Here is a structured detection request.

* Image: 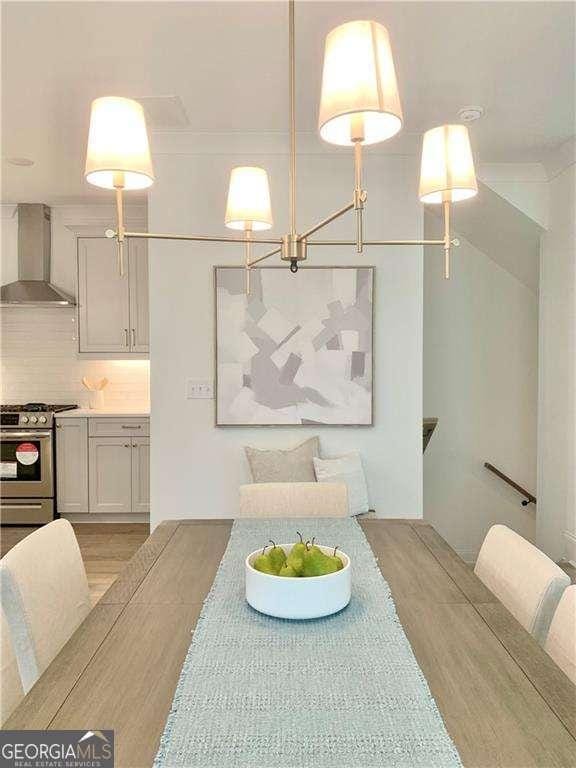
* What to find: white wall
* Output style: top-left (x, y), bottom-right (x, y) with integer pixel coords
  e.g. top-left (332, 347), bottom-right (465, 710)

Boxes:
top-left (0, 203), bottom-right (150, 408)
top-left (479, 163), bottom-right (549, 229)
top-left (537, 146), bottom-right (576, 563)
top-left (148, 139), bottom-right (423, 526)
top-left (423, 213), bottom-right (538, 561)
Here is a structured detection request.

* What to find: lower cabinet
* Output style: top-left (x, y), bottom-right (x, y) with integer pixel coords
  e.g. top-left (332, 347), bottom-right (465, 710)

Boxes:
top-left (56, 418), bottom-right (89, 515)
top-left (56, 417), bottom-right (149, 516)
top-left (131, 438), bottom-right (150, 515)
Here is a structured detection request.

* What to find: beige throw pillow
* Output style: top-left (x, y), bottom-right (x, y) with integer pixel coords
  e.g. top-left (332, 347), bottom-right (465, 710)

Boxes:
top-left (245, 437), bottom-right (320, 483)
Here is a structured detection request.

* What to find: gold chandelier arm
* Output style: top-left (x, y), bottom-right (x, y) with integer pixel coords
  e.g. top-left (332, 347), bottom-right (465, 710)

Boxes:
top-left (289, 0), bottom-right (296, 236)
top-left (248, 245), bottom-right (282, 267)
top-left (353, 142), bottom-right (365, 254)
top-left (119, 231), bottom-right (283, 245)
top-left (114, 178), bottom-right (125, 277)
top-left (244, 228), bottom-right (252, 294)
top-left (298, 201), bottom-right (355, 240)
top-left (443, 199), bottom-right (451, 279)
top-left (306, 239), bottom-right (454, 246)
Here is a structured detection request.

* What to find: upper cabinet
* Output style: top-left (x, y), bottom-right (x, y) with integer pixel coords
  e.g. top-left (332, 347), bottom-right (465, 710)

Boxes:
top-left (128, 240), bottom-right (149, 352)
top-left (77, 237), bottom-right (149, 354)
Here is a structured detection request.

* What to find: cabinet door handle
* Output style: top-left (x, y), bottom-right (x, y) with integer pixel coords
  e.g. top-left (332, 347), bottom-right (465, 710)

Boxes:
top-left (121, 425), bottom-right (142, 429)
top-left (132, 443), bottom-right (137, 447)
top-left (124, 443), bottom-right (130, 448)
top-left (124, 328), bottom-right (129, 347)
top-left (131, 328), bottom-right (136, 347)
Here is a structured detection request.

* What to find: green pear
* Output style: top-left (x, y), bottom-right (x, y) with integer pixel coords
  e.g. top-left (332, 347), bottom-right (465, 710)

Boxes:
top-left (285, 532), bottom-right (306, 575)
top-left (326, 546), bottom-right (344, 572)
top-left (278, 564), bottom-right (298, 577)
top-left (267, 540), bottom-right (287, 574)
top-left (302, 539), bottom-right (339, 577)
top-left (253, 546), bottom-right (276, 575)
top-left (291, 532), bottom-right (307, 559)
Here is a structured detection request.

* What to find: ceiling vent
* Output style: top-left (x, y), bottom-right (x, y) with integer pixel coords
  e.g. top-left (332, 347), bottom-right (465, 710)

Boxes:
top-left (136, 95), bottom-right (190, 129)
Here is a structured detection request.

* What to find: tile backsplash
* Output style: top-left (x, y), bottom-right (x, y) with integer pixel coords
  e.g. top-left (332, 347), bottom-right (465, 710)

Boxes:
top-left (1, 308), bottom-right (149, 408)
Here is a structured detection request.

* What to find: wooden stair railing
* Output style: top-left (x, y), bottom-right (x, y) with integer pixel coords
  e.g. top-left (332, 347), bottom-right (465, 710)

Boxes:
top-left (484, 462), bottom-right (536, 506)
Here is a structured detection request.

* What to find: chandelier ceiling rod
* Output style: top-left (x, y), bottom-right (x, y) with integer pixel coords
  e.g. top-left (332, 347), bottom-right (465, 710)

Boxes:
top-left (289, 0), bottom-right (297, 238)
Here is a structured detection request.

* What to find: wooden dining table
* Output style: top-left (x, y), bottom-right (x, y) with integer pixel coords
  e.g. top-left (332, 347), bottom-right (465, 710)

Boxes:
top-left (5, 519), bottom-right (576, 768)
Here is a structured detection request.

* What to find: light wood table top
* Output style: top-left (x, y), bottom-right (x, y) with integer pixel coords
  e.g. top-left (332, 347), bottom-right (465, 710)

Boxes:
top-left (6, 519), bottom-right (576, 768)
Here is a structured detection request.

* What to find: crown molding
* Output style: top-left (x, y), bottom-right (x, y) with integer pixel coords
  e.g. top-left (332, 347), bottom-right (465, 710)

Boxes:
top-left (0, 202), bottom-right (147, 230)
top-left (0, 204), bottom-right (17, 220)
top-left (57, 203), bottom-right (146, 232)
top-left (150, 129), bottom-right (422, 157)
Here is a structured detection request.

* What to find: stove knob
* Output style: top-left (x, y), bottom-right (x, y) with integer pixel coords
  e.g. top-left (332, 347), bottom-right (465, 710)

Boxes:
top-left (29, 416), bottom-right (38, 424)
top-left (38, 416), bottom-right (47, 423)
top-left (21, 416), bottom-right (29, 423)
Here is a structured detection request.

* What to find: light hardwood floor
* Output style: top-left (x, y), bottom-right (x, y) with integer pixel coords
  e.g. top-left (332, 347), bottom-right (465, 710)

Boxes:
top-left (1, 523), bottom-right (150, 603)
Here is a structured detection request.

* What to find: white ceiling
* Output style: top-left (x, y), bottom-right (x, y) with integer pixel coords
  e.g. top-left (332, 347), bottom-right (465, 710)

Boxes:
top-left (2, 1), bottom-right (574, 203)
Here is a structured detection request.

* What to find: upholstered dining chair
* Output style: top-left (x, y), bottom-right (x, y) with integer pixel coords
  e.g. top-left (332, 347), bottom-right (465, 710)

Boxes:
top-left (0, 519), bottom-right (91, 693)
top-left (544, 584), bottom-right (576, 684)
top-left (0, 611), bottom-right (24, 725)
top-left (239, 482), bottom-right (349, 518)
top-left (474, 524), bottom-right (570, 644)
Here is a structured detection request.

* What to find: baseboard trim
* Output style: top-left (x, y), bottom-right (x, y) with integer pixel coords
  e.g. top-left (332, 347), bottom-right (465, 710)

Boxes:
top-left (563, 530), bottom-right (576, 566)
top-left (63, 513), bottom-right (150, 524)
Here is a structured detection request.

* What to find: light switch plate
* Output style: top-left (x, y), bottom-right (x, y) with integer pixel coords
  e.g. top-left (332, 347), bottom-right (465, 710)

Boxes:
top-left (186, 379), bottom-right (214, 399)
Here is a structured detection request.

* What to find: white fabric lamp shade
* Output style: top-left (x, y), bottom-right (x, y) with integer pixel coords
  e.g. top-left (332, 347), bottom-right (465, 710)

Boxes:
top-left (225, 166), bottom-right (273, 231)
top-left (318, 20), bottom-right (403, 146)
top-left (85, 97), bottom-right (155, 190)
top-left (419, 124), bottom-right (478, 204)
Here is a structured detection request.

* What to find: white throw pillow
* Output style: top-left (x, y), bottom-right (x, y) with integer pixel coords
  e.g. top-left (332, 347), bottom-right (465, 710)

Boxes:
top-left (313, 451), bottom-right (369, 516)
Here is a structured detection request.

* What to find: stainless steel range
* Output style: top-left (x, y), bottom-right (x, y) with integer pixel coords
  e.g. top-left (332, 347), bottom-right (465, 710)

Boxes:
top-left (0, 403), bottom-right (78, 524)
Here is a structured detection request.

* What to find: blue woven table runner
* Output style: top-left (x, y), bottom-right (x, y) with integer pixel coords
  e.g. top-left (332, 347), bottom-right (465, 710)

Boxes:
top-left (154, 518), bottom-right (462, 768)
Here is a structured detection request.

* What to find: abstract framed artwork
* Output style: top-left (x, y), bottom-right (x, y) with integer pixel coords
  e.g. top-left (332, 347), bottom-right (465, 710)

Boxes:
top-left (215, 266), bottom-right (374, 426)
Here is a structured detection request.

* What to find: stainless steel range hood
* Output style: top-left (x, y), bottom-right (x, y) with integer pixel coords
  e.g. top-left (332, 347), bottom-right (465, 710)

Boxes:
top-left (0, 204), bottom-right (75, 306)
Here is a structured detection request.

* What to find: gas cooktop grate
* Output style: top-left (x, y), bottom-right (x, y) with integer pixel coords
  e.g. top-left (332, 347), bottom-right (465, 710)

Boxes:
top-left (0, 404), bottom-right (78, 413)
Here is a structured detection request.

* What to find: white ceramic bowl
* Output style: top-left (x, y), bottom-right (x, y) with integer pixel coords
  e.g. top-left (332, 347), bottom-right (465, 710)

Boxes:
top-left (245, 543), bottom-right (351, 620)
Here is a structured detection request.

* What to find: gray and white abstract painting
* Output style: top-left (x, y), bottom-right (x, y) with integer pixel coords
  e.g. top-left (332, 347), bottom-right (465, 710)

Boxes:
top-left (215, 266), bottom-right (373, 426)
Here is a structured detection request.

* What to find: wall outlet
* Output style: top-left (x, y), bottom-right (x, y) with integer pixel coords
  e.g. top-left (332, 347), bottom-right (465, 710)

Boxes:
top-left (186, 379), bottom-right (214, 399)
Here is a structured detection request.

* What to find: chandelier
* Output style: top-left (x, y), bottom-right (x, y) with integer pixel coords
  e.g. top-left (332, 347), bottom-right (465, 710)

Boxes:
top-left (84, 1), bottom-right (478, 292)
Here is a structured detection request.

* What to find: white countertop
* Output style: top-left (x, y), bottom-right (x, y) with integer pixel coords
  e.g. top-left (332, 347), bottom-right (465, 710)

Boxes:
top-left (55, 407), bottom-right (150, 418)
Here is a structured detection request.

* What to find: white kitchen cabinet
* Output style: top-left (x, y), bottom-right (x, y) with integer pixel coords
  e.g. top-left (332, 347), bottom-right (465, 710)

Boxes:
top-left (56, 416), bottom-right (150, 517)
top-left (55, 418), bottom-right (88, 515)
top-left (128, 240), bottom-right (149, 352)
top-left (77, 238), bottom-right (149, 354)
top-left (131, 438), bottom-right (150, 514)
top-left (89, 437), bottom-right (133, 515)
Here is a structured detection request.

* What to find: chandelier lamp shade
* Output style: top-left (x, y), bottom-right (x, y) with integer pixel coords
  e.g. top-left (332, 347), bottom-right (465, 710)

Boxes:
top-left (84, 0), bottom-right (477, 288)
top-left (419, 125), bottom-right (478, 204)
top-left (318, 20), bottom-right (403, 147)
top-left (85, 97), bottom-right (155, 191)
top-left (225, 167), bottom-right (273, 231)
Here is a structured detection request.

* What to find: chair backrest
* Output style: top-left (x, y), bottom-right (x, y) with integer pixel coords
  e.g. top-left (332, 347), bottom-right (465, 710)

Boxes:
top-left (0, 519), bottom-right (91, 692)
top-left (544, 584), bottom-right (576, 684)
top-left (0, 611), bottom-right (24, 725)
top-left (239, 482), bottom-right (348, 518)
top-left (474, 524), bottom-right (570, 643)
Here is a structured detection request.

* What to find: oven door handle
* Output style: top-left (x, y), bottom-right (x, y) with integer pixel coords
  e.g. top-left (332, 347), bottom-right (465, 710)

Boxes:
top-left (0, 503), bottom-right (44, 509)
top-left (0, 431), bottom-right (52, 439)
